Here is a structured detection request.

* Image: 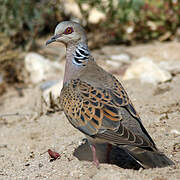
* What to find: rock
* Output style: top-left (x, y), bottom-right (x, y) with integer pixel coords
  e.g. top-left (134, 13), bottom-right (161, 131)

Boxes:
top-left (153, 84), bottom-right (171, 96)
top-left (110, 54), bottom-right (131, 63)
top-left (106, 60), bottom-right (121, 68)
top-left (147, 21), bottom-right (157, 31)
top-left (63, 1), bottom-right (105, 24)
top-left (126, 26), bottom-right (134, 34)
top-left (123, 57), bottom-right (172, 84)
top-left (159, 61), bottom-right (180, 75)
top-left (88, 8), bottom-right (105, 24)
top-left (171, 129), bottom-right (180, 136)
top-left (25, 53), bottom-right (62, 84)
top-left (63, 1), bottom-right (82, 19)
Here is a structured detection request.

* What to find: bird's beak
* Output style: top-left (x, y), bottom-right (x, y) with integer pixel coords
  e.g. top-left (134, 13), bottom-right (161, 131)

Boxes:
top-left (46, 34), bottom-right (61, 45)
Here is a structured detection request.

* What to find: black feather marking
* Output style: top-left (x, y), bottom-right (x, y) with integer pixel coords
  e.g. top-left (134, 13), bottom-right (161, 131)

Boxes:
top-left (104, 104), bottom-right (118, 115)
top-left (91, 97), bottom-right (96, 101)
top-left (91, 117), bottom-right (99, 125)
top-left (128, 104), bottom-right (137, 115)
top-left (91, 90), bottom-right (97, 95)
top-left (77, 111), bottom-right (80, 116)
top-left (75, 51), bottom-right (82, 58)
top-left (79, 49), bottom-right (89, 56)
top-left (82, 93), bottom-right (89, 97)
top-left (78, 46), bottom-right (89, 56)
top-left (117, 123), bottom-right (123, 135)
top-left (85, 113), bottom-right (90, 119)
top-left (112, 93), bottom-right (123, 104)
top-left (91, 101), bottom-right (99, 106)
top-left (97, 93), bottom-right (102, 98)
top-left (74, 57), bottom-right (83, 64)
top-left (84, 101), bottom-right (89, 105)
top-left (95, 108), bottom-right (100, 118)
top-left (81, 115), bottom-right (85, 122)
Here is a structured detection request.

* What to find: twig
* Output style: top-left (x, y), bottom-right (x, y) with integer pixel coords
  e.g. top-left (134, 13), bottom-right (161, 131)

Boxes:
top-left (0, 112), bottom-right (33, 118)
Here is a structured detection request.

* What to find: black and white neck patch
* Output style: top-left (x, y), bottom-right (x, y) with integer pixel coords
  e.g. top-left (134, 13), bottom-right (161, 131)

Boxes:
top-left (73, 44), bottom-right (90, 65)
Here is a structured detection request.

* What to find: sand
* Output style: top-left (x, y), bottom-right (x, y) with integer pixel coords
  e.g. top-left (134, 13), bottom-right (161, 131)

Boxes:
top-left (0, 42), bottom-right (180, 180)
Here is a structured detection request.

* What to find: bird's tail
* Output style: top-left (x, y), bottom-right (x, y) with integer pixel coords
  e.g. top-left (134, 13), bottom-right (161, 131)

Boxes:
top-left (122, 145), bottom-right (175, 169)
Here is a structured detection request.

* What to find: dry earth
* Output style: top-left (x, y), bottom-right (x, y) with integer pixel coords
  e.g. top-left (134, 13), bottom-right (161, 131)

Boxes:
top-left (0, 42), bottom-right (180, 179)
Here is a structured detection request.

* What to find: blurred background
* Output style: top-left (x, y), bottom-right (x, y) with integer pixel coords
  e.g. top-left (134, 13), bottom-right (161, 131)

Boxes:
top-left (0, 0), bottom-right (180, 91)
top-left (0, 1), bottom-right (180, 178)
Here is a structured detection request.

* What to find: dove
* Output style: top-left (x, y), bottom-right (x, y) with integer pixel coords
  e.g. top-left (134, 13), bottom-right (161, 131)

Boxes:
top-left (46, 21), bottom-right (174, 168)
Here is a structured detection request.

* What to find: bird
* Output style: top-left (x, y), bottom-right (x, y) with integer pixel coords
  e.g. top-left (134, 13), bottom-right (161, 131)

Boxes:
top-left (46, 21), bottom-right (174, 169)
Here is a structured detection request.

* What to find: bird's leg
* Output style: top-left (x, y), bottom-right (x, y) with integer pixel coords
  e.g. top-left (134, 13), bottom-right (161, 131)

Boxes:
top-left (106, 143), bottom-right (112, 163)
top-left (90, 144), bottom-right (99, 168)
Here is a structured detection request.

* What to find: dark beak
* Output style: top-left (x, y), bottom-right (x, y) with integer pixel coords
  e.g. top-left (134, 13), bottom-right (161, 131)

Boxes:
top-left (46, 34), bottom-right (61, 45)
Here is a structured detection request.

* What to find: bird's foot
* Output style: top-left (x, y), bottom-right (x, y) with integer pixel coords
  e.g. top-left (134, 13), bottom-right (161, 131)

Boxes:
top-left (90, 144), bottom-right (100, 168)
top-left (106, 143), bottom-right (112, 163)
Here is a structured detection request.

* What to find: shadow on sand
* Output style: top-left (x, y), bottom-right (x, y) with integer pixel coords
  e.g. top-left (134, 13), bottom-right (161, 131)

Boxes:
top-left (73, 139), bottom-right (141, 170)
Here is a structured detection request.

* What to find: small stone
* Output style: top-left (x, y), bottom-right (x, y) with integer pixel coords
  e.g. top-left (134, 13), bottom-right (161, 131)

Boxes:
top-left (29, 151), bottom-right (35, 159)
top-left (173, 143), bottom-right (180, 152)
top-left (0, 144), bottom-right (7, 148)
top-left (153, 84), bottom-right (171, 96)
top-left (123, 57), bottom-right (172, 84)
top-left (25, 163), bottom-right (30, 166)
top-left (38, 163), bottom-right (43, 168)
top-left (171, 130), bottom-right (180, 135)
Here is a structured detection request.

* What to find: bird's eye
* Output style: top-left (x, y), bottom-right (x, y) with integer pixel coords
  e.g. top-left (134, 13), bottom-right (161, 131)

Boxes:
top-left (64, 27), bottom-right (74, 34)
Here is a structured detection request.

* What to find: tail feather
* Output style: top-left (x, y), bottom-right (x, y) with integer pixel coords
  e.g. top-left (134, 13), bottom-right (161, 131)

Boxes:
top-left (122, 145), bottom-right (175, 169)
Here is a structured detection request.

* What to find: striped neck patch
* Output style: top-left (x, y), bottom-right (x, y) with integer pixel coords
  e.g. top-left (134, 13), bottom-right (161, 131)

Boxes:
top-left (73, 44), bottom-right (90, 65)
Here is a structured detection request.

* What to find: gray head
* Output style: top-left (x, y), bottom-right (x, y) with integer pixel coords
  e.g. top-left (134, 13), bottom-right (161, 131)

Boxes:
top-left (46, 21), bottom-right (87, 46)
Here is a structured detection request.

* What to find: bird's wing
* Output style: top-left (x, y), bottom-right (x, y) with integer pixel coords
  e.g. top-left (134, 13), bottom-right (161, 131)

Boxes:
top-left (60, 78), bottom-right (156, 150)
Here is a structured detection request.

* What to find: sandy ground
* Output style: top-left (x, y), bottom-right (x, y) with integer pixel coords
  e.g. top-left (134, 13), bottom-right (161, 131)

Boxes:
top-left (0, 42), bottom-right (180, 179)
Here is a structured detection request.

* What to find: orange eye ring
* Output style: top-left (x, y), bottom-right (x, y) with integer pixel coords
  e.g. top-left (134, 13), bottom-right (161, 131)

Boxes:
top-left (64, 27), bottom-right (74, 34)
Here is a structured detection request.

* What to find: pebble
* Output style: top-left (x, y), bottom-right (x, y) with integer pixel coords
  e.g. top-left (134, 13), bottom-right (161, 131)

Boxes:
top-left (171, 129), bottom-right (180, 135)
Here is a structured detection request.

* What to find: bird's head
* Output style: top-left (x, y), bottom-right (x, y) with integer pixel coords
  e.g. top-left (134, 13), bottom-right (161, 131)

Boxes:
top-left (46, 21), bottom-right (87, 46)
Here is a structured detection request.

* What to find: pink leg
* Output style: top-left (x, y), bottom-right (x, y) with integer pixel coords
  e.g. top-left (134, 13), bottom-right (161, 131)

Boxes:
top-left (106, 143), bottom-right (112, 163)
top-left (90, 144), bottom-right (99, 168)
